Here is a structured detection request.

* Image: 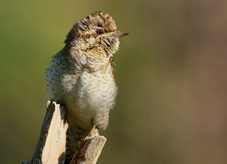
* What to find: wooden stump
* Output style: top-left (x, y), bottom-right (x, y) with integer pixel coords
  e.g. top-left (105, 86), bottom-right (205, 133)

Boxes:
top-left (22, 100), bottom-right (106, 164)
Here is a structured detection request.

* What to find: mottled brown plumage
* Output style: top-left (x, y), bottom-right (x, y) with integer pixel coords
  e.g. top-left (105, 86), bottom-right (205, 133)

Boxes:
top-left (65, 11), bottom-right (117, 44)
top-left (46, 11), bottom-right (128, 163)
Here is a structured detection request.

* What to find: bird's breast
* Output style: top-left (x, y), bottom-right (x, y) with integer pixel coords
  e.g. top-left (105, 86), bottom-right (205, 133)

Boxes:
top-left (63, 63), bottom-right (117, 129)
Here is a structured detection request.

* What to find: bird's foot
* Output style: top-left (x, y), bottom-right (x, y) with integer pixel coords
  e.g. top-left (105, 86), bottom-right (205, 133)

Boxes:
top-left (84, 125), bottom-right (99, 140)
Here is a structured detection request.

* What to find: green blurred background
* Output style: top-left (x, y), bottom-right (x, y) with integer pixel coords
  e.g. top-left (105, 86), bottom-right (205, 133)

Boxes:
top-left (1, 0), bottom-right (227, 164)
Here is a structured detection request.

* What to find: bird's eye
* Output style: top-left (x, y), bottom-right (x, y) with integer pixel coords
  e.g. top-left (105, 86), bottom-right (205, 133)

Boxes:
top-left (96, 30), bottom-right (104, 35)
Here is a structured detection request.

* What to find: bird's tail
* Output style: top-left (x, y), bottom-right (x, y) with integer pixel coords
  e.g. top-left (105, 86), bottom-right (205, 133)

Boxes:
top-left (63, 126), bottom-right (86, 164)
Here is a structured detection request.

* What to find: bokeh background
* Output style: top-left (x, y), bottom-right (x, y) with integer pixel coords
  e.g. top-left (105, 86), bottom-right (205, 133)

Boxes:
top-left (1, 0), bottom-right (227, 164)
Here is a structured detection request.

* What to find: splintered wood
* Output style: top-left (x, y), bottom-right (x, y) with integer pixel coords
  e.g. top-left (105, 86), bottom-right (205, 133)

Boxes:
top-left (22, 101), bottom-right (106, 164)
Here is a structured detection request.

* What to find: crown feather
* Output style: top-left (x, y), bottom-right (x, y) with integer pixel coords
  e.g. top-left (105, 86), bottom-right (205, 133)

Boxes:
top-left (65, 11), bottom-right (117, 44)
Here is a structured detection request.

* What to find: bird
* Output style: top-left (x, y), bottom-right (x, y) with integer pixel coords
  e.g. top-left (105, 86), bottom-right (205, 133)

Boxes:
top-left (45, 11), bottom-right (128, 163)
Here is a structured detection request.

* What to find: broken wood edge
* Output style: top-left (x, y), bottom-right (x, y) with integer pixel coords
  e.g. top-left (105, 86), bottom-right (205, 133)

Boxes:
top-left (22, 101), bottom-right (68, 164)
top-left (22, 101), bottom-right (107, 164)
top-left (69, 135), bottom-right (107, 164)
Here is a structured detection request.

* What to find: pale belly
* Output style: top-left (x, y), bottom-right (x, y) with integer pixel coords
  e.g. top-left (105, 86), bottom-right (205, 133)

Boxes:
top-left (61, 71), bottom-right (117, 131)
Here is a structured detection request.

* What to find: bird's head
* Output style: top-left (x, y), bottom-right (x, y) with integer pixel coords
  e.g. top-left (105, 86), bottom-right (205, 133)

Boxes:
top-left (65, 11), bottom-right (128, 57)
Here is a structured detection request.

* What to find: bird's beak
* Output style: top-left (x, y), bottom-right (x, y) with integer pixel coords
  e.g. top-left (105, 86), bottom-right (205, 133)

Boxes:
top-left (112, 31), bottom-right (129, 38)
